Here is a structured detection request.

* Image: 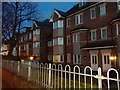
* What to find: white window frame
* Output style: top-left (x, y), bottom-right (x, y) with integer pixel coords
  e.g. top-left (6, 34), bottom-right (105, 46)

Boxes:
top-left (75, 13), bottom-right (83, 25)
top-left (67, 18), bottom-right (70, 27)
top-left (116, 23), bottom-right (120, 35)
top-left (73, 55), bottom-right (81, 64)
top-left (99, 3), bottom-right (106, 16)
top-left (58, 37), bottom-right (63, 45)
top-left (29, 33), bottom-right (32, 39)
top-left (117, 0), bottom-right (120, 11)
top-left (91, 30), bottom-right (97, 41)
top-left (73, 33), bottom-right (80, 42)
top-left (90, 7), bottom-right (96, 19)
top-left (58, 20), bottom-right (63, 28)
top-left (101, 26), bottom-right (107, 39)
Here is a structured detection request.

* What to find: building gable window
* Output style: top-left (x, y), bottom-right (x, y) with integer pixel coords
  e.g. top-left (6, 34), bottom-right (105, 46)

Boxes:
top-left (91, 30), bottom-right (96, 41)
top-left (116, 23), bottom-right (120, 35)
top-left (99, 3), bottom-right (106, 16)
top-left (73, 55), bottom-right (80, 64)
top-left (75, 13), bottom-right (83, 25)
top-left (101, 27), bottom-right (107, 39)
top-left (73, 33), bottom-right (80, 42)
top-left (90, 8), bottom-right (96, 19)
top-left (53, 20), bottom-right (63, 29)
top-left (117, 0), bottom-right (120, 11)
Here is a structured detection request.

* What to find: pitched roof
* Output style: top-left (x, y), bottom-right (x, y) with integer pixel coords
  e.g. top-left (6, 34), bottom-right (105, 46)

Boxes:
top-left (54, 9), bottom-right (66, 17)
top-left (34, 19), bottom-right (52, 28)
top-left (66, 2), bottom-right (97, 16)
top-left (81, 40), bottom-right (117, 50)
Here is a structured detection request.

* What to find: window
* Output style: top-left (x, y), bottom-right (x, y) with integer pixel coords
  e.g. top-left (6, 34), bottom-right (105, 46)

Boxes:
top-left (33, 30), bottom-right (36, 35)
top-left (58, 20), bottom-right (63, 28)
top-left (67, 18), bottom-right (70, 27)
top-left (104, 55), bottom-right (110, 64)
top-left (58, 37), bottom-right (63, 45)
top-left (48, 41), bottom-right (52, 47)
top-left (21, 37), bottom-right (23, 42)
top-left (67, 36), bottom-right (71, 44)
top-left (101, 27), bottom-right (107, 39)
top-left (33, 43), bottom-right (36, 48)
top-left (117, 0), bottom-right (120, 11)
top-left (99, 3), bottom-right (106, 16)
top-left (53, 21), bottom-right (58, 29)
top-left (75, 13), bottom-right (83, 25)
top-left (36, 42), bottom-right (40, 47)
top-left (36, 29), bottom-right (40, 34)
top-left (53, 20), bottom-right (63, 29)
top-left (54, 38), bottom-right (58, 46)
top-left (79, 0), bottom-right (86, 7)
top-left (73, 55), bottom-right (80, 64)
top-left (92, 55), bottom-right (97, 64)
top-left (90, 8), bottom-right (96, 19)
top-left (91, 30), bottom-right (96, 41)
top-left (73, 33), bottom-right (80, 42)
top-left (60, 55), bottom-right (64, 62)
top-left (116, 23), bottom-right (120, 35)
top-left (29, 33), bottom-right (32, 39)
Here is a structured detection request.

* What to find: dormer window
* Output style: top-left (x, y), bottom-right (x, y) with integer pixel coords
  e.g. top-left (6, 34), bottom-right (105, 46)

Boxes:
top-left (79, 0), bottom-right (86, 7)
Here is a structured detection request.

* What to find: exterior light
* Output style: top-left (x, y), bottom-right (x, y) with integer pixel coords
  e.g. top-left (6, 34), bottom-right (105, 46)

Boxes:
top-left (110, 56), bottom-right (117, 61)
top-left (21, 59), bottom-right (24, 64)
top-left (30, 56), bottom-right (33, 60)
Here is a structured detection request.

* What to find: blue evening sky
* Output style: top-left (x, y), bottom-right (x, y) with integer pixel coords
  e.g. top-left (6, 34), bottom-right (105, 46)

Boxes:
top-left (37, 2), bottom-right (77, 20)
top-left (25, 2), bottom-right (77, 27)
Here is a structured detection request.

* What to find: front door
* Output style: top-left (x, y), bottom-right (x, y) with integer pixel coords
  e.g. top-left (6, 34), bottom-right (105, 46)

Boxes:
top-left (102, 53), bottom-right (111, 72)
top-left (91, 54), bottom-right (98, 71)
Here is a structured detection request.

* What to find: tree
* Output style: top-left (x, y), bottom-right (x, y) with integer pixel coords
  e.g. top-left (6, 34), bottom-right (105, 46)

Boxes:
top-left (2, 2), bottom-right (40, 56)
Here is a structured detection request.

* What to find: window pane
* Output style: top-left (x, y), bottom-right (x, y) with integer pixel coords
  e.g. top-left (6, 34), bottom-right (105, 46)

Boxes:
top-left (58, 38), bottom-right (63, 45)
top-left (77, 34), bottom-right (80, 41)
top-left (91, 31), bottom-right (96, 40)
top-left (104, 56), bottom-right (106, 64)
top-left (79, 14), bottom-right (83, 23)
top-left (100, 4), bottom-right (106, 16)
top-left (107, 55), bottom-right (110, 64)
top-left (118, 23), bottom-right (120, 35)
top-left (54, 21), bottom-right (58, 29)
top-left (59, 20), bottom-right (63, 28)
top-left (102, 29), bottom-right (107, 39)
top-left (117, 0), bottom-right (120, 10)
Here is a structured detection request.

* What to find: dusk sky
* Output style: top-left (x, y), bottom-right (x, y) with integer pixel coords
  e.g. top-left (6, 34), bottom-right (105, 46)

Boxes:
top-left (25, 2), bottom-right (77, 26)
top-left (37, 2), bottom-right (77, 20)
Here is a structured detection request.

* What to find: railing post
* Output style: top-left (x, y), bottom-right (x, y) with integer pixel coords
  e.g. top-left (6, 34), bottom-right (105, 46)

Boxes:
top-left (17, 61), bottom-right (20, 75)
top-left (28, 61), bottom-right (31, 81)
top-left (98, 67), bottom-right (102, 89)
top-left (48, 63), bottom-right (51, 88)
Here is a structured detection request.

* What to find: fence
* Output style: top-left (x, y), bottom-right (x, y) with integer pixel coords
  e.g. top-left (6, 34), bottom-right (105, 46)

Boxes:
top-left (2, 60), bottom-right (120, 89)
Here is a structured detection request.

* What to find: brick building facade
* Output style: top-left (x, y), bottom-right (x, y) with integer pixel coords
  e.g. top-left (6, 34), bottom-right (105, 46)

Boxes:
top-left (50, 2), bottom-right (120, 71)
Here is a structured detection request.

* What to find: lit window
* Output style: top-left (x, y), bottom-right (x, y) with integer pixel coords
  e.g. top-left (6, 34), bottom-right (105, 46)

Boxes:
top-left (116, 23), bottom-right (120, 35)
top-left (101, 27), bottom-right (107, 39)
top-left (99, 3), bottom-right (106, 16)
top-left (91, 30), bottom-right (96, 41)
top-left (90, 8), bottom-right (96, 19)
top-left (75, 13), bottom-right (83, 25)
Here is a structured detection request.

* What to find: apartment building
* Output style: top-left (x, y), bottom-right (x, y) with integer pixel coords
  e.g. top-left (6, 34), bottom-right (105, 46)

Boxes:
top-left (50, 1), bottom-right (120, 71)
top-left (19, 19), bottom-right (52, 61)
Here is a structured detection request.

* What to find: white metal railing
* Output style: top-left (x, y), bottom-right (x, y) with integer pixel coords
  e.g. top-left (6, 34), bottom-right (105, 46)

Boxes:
top-left (2, 60), bottom-right (120, 89)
